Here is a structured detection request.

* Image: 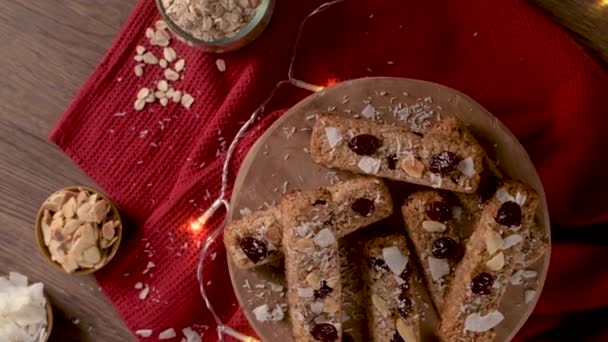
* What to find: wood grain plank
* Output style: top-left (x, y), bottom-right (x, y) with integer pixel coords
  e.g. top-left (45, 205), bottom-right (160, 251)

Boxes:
top-left (0, 0), bottom-right (136, 340)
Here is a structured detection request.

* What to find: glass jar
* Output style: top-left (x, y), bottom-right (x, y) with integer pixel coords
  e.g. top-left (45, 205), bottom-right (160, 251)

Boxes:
top-left (155, 0), bottom-right (275, 53)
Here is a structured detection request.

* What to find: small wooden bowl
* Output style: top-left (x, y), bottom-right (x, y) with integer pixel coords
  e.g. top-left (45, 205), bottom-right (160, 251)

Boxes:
top-left (35, 186), bottom-right (123, 275)
top-left (43, 299), bottom-right (53, 341)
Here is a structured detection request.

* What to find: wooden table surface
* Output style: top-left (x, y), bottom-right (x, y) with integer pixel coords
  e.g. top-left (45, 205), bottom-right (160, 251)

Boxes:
top-left (0, 1), bottom-right (605, 341)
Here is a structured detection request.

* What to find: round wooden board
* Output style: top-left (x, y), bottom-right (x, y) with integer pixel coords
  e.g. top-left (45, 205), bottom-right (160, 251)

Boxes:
top-left (227, 77), bottom-right (551, 342)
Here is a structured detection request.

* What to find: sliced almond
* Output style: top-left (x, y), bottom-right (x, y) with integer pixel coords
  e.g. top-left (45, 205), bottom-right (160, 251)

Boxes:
top-left (62, 197), bottom-right (77, 218)
top-left (157, 80), bottom-right (169, 92)
top-left (136, 45), bottom-right (146, 55)
top-left (172, 90), bottom-right (182, 103)
top-left (91, 200), bottom-right (109, 223)
top-left (164, 68), bottom-right (179, 81)
top-left (325, 276), bottom-right (339, 288)
top-left (486, 252), bottom-right (505, 271)
top-left (323, 298), bottom-right (339, 314)
top-left (100, 236), bottom-right (118, 249)
top-left (163, 47), bottom-right (177, 63)
top-left (142, 52), bottom-right (159, 65)
top-left (76, 203), bottom-right (93, 222)
top-left (137, 88), bottom-right (150, 99)
top-left (181, 93), bottom-right (194, 109)
top-left (134, 99), bottom-right (146, 111)
top-left (61, 254), bottom-right (79, 273)
top-left (82, 246), bottom-right (102, 265)
top-left (155, 90), bottom-right (166, 99)
top-left (396, 319), bottom-right (418, 342)
top-left (294, 239), bottom-right (315, 252)
top-left (76, 191), bottom-right (88, 205)
top-left (102, 221), bottom-right (116, 240)
top-left (63, 219), bottom-right (81, 235)
top-left (160, 97), bottom-right (169, 107)
top-left (371, 294), bottom-right (390, 317)
top-left (44, 192), bottom-right (66, 212)
top-left (484, 229), bottom-right (504, 255)
top-left (401, 158), bottom-right (425, 178)
top-left (305, 272), bottom-right (321, 290)
top-left (421, 220), bottom-right (446, 233)
top-left (134, 64), bottom-right (144, 77)
top-left (174, 59), bottom-right (185, 72)
top-left (41, 220), bottom-right (52, 246)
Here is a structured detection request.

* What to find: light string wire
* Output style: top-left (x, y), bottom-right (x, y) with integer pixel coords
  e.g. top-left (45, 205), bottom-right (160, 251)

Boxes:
top-left (193, 1), bottom-right (345, 341)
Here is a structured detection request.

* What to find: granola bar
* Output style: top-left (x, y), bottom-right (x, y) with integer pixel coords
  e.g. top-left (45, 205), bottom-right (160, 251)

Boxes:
top-left (363, 234), bottom-right (421, 342)
top-left (438, 180), bottom-right (539, 341)
top-left (310, 114), bottom-right (485, 193)
top-left (225, 177), bottom-right (393, 269)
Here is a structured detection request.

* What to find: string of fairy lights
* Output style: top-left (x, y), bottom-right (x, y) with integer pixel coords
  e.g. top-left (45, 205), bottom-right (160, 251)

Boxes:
top-left (191, 1), bottom-right (345, 341)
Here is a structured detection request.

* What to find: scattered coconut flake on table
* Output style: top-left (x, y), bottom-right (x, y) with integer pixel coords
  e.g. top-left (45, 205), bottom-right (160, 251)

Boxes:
top-left (0, 272), bottom-right (48, 342)
top-left (159, 328), bottom-right (177, 340)
top-left (136, 329), bottom-right (153, 338)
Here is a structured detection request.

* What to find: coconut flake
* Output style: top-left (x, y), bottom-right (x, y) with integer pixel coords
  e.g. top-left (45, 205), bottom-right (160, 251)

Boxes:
top-left (382, 246), bottom-right (408, 276)
top-left (361, 104), bottom-right (379, 119)
top-left (310, 302), bottom-right (324, 314)
top-left (139, 286), bottom-right (150, 300)
top-left (297, 287), bottom-right (314, 298)
top-left (457, 157), bottom-right (475, 177)
top-left (159, 328), bottom-right (177, 340)
top-left (496, 188), bottom-right (515, 203)
top-left (452, 207), bottom-right (463, 221)
top-left (253, 304), bottom-right (270, 322)
top-left (295, 224), bottom-right (310, 237)
top-left (0, 273), bottom-right (47, 342)
top-left (136, 329), bottom-right (153, 338)
top-left (464, 311), bottom-right (504, 332)
top-left (324, 127), bottom-right (343, 148)
top-left (510, 270), bottom-right (525, 285)
top-left (428, 257), bottom-right (450, 281)
top-left (182, 327), bottom-right (202, 342)
top-left (501, 234), bottom-right (523, 250)
top-left (515, 192), bottom-right (527, 206)
top-left (358, 156), bottom-right (381, 174)
top-left (313, 229), bottom-right (336, 248)
top-left (525, 290), bottom-right (537, 303)
top-left (253, 304), bottom-right (284, 322)
top-left (239, 208), bottom-right (252, 216)
top-left (522, 270), bottom-right (538, 279)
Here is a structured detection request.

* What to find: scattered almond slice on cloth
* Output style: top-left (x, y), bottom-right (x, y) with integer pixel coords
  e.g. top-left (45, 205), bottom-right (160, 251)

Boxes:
top-left (40, 188), bottom-right (121, 273)
top-left (131, 20), bottom-right (196, 112)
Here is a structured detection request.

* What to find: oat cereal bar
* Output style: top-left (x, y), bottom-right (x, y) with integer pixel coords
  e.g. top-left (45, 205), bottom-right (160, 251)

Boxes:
top-left (363, 234), bottom-right (421, 342)
top-left (438, 180), bottom-right (539, 342)
top-left (224, 177), bottom-right (393, 269)
top-left (280, 190), bottom-right (344, 342)
top-left (310, 114), bottom-right (485, 193)
top-left (401, 191), bottom-right (466, 313)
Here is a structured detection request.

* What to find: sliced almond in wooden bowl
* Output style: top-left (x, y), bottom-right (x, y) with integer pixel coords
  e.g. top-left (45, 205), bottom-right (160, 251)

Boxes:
top-left (35, 186), bottom-right (123, 275)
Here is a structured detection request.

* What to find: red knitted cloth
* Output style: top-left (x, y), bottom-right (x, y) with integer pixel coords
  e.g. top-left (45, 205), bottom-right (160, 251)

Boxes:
top-left (51, 0), bottom-right (608, 340)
